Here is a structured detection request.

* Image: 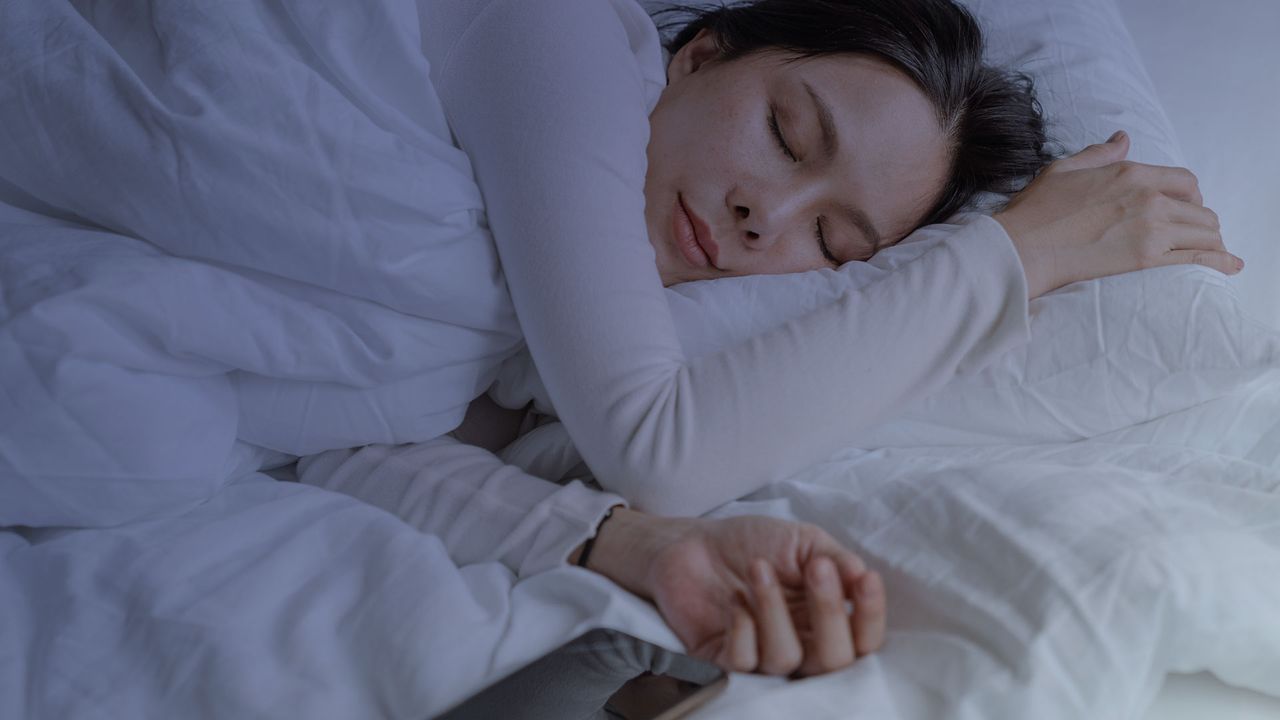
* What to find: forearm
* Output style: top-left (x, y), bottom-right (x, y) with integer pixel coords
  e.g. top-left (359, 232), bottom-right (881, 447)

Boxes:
top-left (569, 215), bottom-right (1030, 516)
top-left (297, 437), bottom-right (625, 578)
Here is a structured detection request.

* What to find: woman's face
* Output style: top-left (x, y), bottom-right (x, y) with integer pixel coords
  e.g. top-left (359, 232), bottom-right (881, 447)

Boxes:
top-left (645, 30), bottom-right (952, 286)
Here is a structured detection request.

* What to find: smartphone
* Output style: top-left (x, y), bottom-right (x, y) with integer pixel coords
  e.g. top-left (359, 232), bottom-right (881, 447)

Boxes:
top-left (607, 672), bottom-right (729, 720)
top-left (435, 630), bottom-right (727, 720)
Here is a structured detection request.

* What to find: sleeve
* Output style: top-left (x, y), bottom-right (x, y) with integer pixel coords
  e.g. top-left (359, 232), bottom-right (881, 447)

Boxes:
top-left (296, 439), bottom-right (626, 578)
top-left (427, 0), bottom-right (1031, 517)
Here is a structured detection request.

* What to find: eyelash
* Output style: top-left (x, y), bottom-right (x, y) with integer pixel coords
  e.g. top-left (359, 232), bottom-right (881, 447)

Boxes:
top-left (770, 108), bottom-right (839, 266)
top-left (768, 109), bottom-right (798, 162)
top-left (814, 218), bottom-right (838, 265)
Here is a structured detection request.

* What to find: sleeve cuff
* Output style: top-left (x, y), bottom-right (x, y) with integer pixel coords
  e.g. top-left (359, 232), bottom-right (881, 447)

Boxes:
top-left (516, 480), bottom-right (628, 578)
top-left (952, 212), bottom-right (1032, 376)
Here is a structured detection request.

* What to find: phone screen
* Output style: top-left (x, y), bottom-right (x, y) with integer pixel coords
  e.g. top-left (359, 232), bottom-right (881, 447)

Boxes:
top-left (436, 630), bottom-right (727, 720)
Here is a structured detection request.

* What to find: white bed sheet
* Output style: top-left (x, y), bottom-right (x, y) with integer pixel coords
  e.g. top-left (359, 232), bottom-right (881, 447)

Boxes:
top-left (1144, 672), bottom-right (1280, 720)
top-left (687, 377), bottom-right (1280, 719)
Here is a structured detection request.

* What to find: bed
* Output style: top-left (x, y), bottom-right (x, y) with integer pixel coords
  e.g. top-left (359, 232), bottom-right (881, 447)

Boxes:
top-left (2, 0), bottom-right (1278, 718)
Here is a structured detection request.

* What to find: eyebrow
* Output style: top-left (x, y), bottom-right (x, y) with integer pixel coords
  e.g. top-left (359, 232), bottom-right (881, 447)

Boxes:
top-left (803, 81), bottom-right (885, 254)
top-left (803, 81), bottom-right (840, 162)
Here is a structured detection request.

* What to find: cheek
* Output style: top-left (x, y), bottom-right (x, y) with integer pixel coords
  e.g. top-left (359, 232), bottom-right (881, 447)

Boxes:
top-left (662, 84), bottom-right (759, 163)
top-left (728, 237), bottom-right (826, 277)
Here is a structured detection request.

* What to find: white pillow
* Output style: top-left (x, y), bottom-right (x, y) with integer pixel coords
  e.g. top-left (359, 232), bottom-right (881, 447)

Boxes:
top-left (963, 0), bottom-right (1185, 166)
top-left (860, 263), bottom-right (1280, 446)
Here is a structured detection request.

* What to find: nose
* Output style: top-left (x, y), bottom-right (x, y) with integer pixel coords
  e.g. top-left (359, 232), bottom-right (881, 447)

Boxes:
top-left (732, 204), bottom-right (760, 242)
top-left (729, 181), bottom-right (818, 251)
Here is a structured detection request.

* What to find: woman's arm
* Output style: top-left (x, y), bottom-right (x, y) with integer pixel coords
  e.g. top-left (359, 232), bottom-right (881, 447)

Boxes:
top-left (297, 439), bottom-right (624, 578)
top-left (299, 436), bottom-right (888, 677)
top-left (423, 0), bottom-right (1030, 516)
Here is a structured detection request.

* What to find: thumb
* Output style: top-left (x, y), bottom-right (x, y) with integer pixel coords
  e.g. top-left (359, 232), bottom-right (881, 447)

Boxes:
top-left (1054, 130), bottom-right (1130, 172)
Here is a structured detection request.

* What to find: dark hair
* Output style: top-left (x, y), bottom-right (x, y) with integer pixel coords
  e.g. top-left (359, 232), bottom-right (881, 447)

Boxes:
top-left (657, 0), bottom-right (1061, 233)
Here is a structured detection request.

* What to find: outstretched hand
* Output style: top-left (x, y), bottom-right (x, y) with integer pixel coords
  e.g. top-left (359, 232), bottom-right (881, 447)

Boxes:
top-left (582, 509), bottom-right (885, 677)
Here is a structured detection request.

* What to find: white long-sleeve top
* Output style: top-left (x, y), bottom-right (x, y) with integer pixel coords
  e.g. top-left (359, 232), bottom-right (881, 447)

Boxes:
top-left (298, 438), bottom-right (624, 578)
top-left (421, 0), bottom-right (1031, 516)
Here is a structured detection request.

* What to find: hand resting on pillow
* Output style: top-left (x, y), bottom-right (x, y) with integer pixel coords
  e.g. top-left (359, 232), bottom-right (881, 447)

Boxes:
top-left (996, 130), bottom-right (1241, 298)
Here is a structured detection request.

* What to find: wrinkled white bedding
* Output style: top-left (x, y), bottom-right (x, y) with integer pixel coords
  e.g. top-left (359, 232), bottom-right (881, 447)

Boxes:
top-left (0, 0), bottom-right (524, 528)
top-left (692, 390), bottom-right (1280, 718)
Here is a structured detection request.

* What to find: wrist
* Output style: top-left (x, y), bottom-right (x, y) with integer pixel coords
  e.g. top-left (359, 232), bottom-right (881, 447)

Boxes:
top-left (569, 504), bottom-right (621, 568)
top-left (994, 211), bottom-right (1054, 299)
top-left (579, 507), bottom-right (699, 599)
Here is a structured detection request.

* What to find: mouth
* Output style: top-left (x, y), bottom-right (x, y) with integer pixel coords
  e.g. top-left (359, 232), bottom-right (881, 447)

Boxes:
top-left (674, 194), bottom-right (721, 270)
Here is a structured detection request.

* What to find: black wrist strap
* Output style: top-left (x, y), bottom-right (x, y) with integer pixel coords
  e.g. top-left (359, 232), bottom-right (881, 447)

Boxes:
top-left (577, 506), bottom-right (617, 569)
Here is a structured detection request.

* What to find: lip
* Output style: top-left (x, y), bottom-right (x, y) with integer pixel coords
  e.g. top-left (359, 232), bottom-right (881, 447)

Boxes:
top-left (675, 194), bottom-right (721, 269)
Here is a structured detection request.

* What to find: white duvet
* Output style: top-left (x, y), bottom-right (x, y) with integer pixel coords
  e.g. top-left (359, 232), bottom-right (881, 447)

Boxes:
top-left (3, 1), bottom-right (1280, 719)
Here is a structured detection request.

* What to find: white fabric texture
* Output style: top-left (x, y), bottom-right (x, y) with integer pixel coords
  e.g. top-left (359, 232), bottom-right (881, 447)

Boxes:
top-left (0, 2), bottom-right (641, 716)
top-left (297, 438), bottom-right (626, 579)
top-left (0, 0), bottom-right (525, 526)
top-left (0, 469), bottom-right (672, 719)
top-left (689, 393), bottom-right (1280, 719)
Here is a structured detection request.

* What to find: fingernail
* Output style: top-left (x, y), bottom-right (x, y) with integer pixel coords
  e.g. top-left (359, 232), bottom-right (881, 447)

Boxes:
top-left (1235, 256), bottom-right (1245, 272)
top-left (1108, 130), bottom-right (1126, 143)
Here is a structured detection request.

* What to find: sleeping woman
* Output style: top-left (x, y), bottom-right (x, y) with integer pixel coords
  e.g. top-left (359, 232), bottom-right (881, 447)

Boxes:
top-left (306, 0), bottom-right (1239, 690)
top-left (0, 0), bottom-right (1242, 714)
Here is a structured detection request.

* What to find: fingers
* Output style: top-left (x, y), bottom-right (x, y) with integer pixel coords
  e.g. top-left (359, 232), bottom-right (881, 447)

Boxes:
top-left (1152, 221), bottom-right (1242, 273)
top-left (804, 534), bottom-right (888, 666)
top-left (1118, 163), bottom-right (1204, 205)
top-left (1151, 221), bottom-right (1239, 273)
top-left (1166, 198), bottom-right (1220, 230)
top-left (1161, 248), bottom-right (1244, 275)
top-left (718, 604), bottom-right (758, 673)
top-left (1049, 130), bottom-right (1130, 174)
top-left (797, 557), bottom-right (855, 676)
top-left (810, 533), bottom-right (867, 579)
top-left (823, 550), bottom-right (888, 659)
top-left (749, 559), bottom-right (804, 675)
top-left (1051, 133), bottom-right (1207, 207)
top-left (851, 571), bottom-right (887, 657)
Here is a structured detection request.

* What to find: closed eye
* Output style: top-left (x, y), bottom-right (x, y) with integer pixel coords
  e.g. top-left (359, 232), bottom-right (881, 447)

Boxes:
top-left (815, 217), bottom-right (839, 266)
top-left (769, 107), bottom-right (797, 162)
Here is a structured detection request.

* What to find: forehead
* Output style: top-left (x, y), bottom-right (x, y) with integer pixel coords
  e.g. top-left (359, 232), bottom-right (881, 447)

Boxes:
top-left (751, 52), bottom-right (951, 238)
